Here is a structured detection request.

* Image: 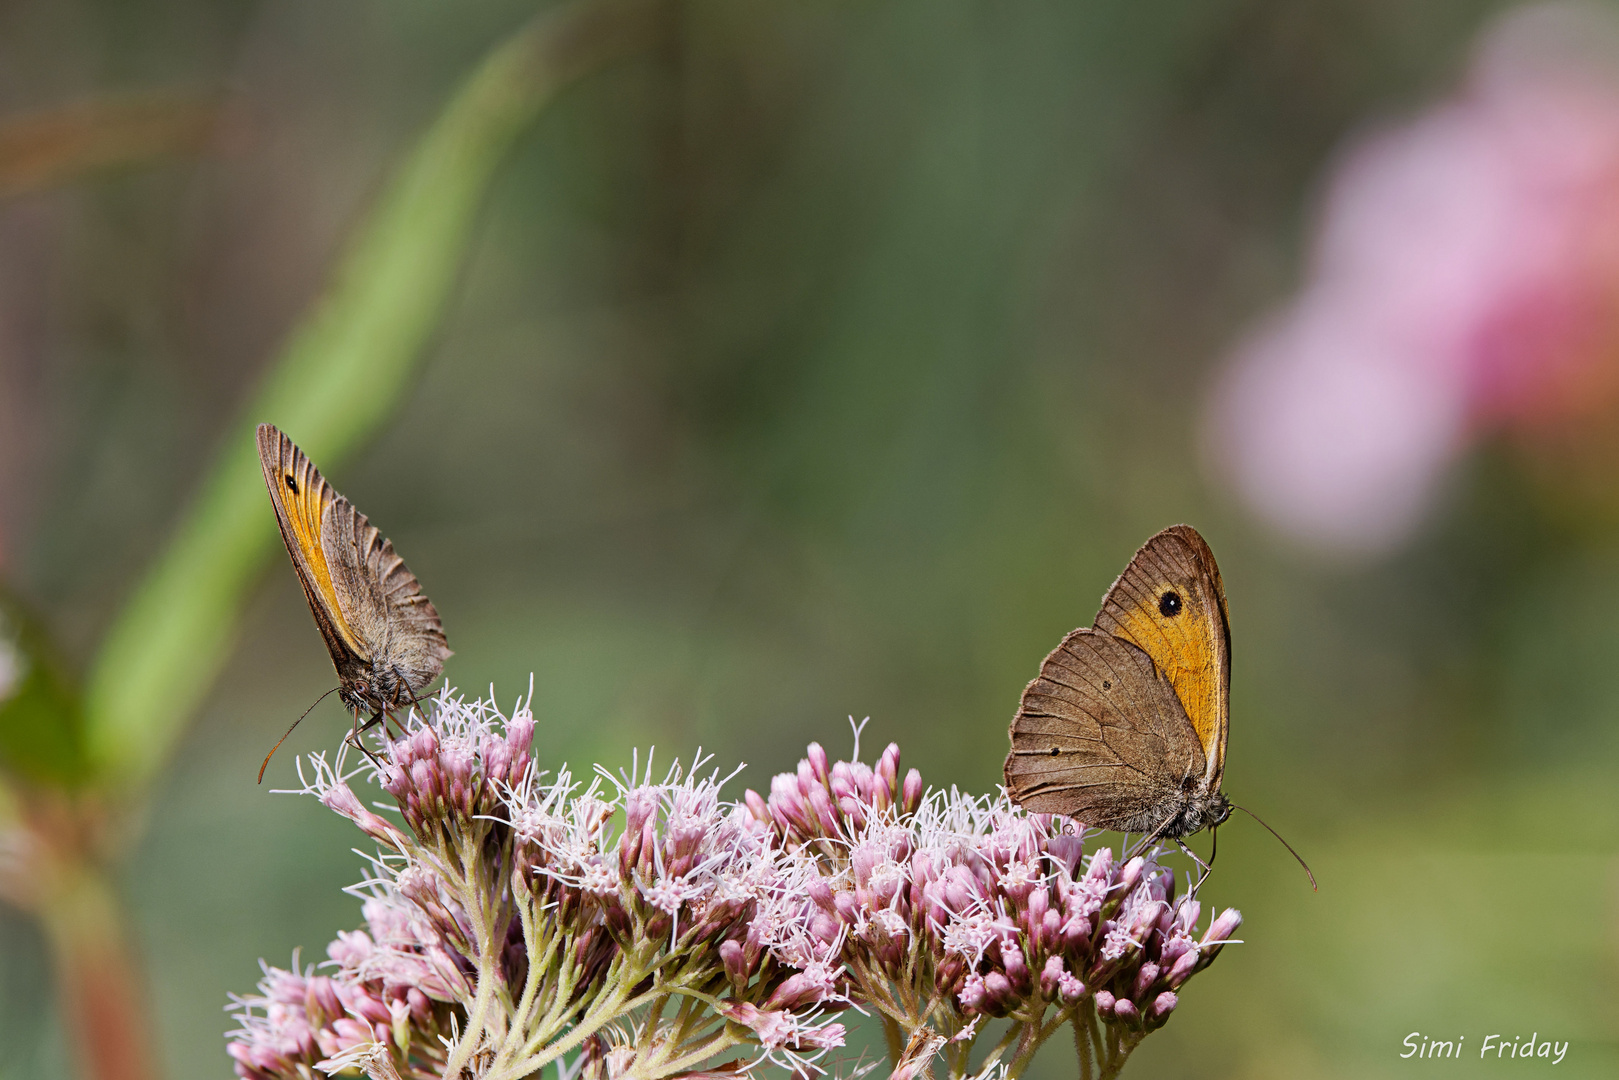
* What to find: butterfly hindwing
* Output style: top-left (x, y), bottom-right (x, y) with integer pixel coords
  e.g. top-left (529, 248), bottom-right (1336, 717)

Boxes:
top-left (1093, 525), bottom-right (1230, 784)
top-left (322, 493), bottom-right (450, 698)
top-left (1005, 628), bottom-right (1207, 833)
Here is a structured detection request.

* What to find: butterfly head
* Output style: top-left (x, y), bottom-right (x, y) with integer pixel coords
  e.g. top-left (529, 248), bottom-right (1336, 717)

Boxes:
top-left (337, 661), bottom-right (410, 716)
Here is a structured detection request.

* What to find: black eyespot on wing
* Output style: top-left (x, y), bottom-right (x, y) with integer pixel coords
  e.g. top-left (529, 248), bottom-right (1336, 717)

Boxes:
top-left (284, 474), bottom-right (299, 495)
top-left (1159, 591), bottom-right (1182, 617)
top-left (1049, 746), bottom-right (1061, 756)
top-left (1102, 679), bottom-right (1111, 690)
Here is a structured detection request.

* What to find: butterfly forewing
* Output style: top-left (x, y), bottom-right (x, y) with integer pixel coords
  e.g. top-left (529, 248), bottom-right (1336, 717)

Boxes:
top-left (1093, 525), bottom-right (1230, 783)
top-left (1005, 628), bottom-right (1207, 832)
top-left (257, 425), bottom-right (368, 666)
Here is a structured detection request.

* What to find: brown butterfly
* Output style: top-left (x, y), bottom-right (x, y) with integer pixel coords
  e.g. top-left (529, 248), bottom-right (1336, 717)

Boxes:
top-left (255, 423), bottom-right (451, 780)
top-left (1004, 525), bottom-right (1312, 884)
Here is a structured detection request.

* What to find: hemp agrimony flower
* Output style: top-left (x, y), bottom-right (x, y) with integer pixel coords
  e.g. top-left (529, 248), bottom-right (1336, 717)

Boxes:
top-left (226, 699), bottom-right (1242, 1080)
top-left (738, 726), bottom-right (1242, 1079)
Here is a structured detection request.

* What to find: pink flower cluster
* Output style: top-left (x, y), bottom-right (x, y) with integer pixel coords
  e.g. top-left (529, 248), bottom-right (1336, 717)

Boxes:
top-left (743, 740), bottom-right (1241, 1076)
top-left (1207, 2), bottom-right (1619, 553)
top-left (227, 701), bottom-right (1244, 1080)
top-left (226, 891), bottom-right (466, 1078)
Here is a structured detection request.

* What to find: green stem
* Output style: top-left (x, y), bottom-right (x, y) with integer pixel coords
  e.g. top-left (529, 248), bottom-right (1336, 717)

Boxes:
top-left (1097, 1026), bottom-right (1141, 1080)
top-left (961, 1021), bottom-right (1024, 1080)
top-left (1074, 1006), bottom-right (1094, 1080)
top-left (622, 1029), bottom-right (745, 1080)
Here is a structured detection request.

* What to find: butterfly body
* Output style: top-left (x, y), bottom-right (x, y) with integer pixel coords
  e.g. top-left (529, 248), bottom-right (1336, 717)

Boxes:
top-left (257, 424), bottom-right (450, 718)
top-left (1005, 525), bottom-right (1232, 842)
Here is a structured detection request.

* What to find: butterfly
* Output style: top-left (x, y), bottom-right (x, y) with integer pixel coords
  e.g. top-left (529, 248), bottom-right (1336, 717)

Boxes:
top-left (255, 423), bottom-right (451, 779)
top-left (1004, 525), bottom-right (1313, 884)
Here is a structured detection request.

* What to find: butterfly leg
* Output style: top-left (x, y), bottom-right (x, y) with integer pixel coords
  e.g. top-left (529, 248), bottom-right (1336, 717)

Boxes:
top-left (343, 710), bottom-right (388, 772)
top-left (394, 666), bottom-right (434, 730)
top-left (1173, 838), bottom-right (1213, 895)
top-left (1124, 815), bottom-right (1178, 862)
top-left (379, 706), bottom-right (407, 742)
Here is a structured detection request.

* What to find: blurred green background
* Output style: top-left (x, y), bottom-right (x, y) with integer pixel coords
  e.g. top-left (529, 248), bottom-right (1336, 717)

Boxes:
top-left (1, 0), bottom-right (1616, 1077)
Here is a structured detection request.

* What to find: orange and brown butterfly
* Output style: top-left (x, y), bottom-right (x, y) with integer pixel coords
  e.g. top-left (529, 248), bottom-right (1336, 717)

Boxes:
top-left (255, 423), bottom-right (451, 780)
top-left (1004, 525), bottom-right (1233, 845)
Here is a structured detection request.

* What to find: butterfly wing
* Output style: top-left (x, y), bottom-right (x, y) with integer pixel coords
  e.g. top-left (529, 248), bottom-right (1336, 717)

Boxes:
top-left (1004, 628), bottom-right (1207, 832)
top-left (1093, 524), bottom-right (1230, 786)
top-left (320, 494), bottom-right (451, 702)
top-left (256, 424), bottom-right (370, 679)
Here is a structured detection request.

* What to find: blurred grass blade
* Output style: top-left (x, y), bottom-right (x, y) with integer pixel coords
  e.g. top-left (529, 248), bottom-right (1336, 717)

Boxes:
top-left (0, 91), bottom-right (218, 200)
top-left (83, 0), bottom-right (652, 789)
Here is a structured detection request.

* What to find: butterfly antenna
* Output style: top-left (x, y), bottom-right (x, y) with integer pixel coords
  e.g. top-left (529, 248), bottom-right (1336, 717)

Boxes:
top-left (1232, 804), bottom-right (1317, 891)
top-left (258, 686), bottom-right (339, 783)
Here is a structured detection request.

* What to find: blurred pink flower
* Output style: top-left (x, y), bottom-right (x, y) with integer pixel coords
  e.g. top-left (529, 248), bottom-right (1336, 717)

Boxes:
top-left (1206, 2), bottom-right (1619, 553)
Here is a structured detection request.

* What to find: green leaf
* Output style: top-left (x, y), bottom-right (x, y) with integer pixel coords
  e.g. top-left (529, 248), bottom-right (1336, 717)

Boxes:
top-left (0, 590), bottom-right (85, 787)
top-left (81, 0), bottom-right (651, 791)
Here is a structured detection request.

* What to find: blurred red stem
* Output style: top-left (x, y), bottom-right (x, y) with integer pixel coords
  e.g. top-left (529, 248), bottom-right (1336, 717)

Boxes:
top-left (38, 848), bottom-right (158, 1080)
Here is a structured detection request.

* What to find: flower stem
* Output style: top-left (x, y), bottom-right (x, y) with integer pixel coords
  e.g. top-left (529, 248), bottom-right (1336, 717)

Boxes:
top-left (37, 855), bottom-right (157, 1080)
top-left (1097, 1027), bottom-right (1141, 1080)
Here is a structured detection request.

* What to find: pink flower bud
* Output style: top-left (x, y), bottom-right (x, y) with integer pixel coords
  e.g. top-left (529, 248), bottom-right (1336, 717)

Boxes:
top-left (829, 761), bottom-right (856, 801)
top-left (306, 976), bottom-right (343, 1023)
top-left (1166, 949), bottom-right (1200, 988)
top-left (1041, 908), bottom-right (1063, 951)
top-left (1133, 960), bottom-right (1160, 999)
top-left (1093, 989), bottom-right (1116, 1019)
top-left (319, 782), bottom-right (408, 850)
top-left (1026, 886), bottom-right (1049, 928)
top-left (807, 742), bottom-right (830, 784)
top-left (806, 786), bottom-right (840, 836)
top-left (797, 758), bottom-right (819, 797)
top-left (1046, 832), bottom-right (1085, 874)
top-left (1000, 940), bottom-right (1030, 992)
top-left (1202, 908), bottom-right (1243, 946)
top-left (1039, 955), bottom-right (1067, 999)
top-left (943, 866), bottom-right (980, 911)
top-left (1158, 935), bottom-right (1191, 970)
top-left (1060, 912), bottom-right (1092, 950)
top-left (1112, 997), bottom-right (1141, 1028)
top-left (875, 745), bottom-right (900, 807)
top-left (902, 768), bottom-right (923, 812)
top-left (720, 939), bottom-right (748, 987)
top-left (1130, 903), bottom-right (1163, 944)
top-left (504, 715), bottom-right (534, 770)
top-left (982, 971), bottom-right (1015, 1013)
top-left (958, 973), bottom-right (987, 1012)
top-left (766, 971), bottom-right (825, 1010)
top-left (1116, 856), bottom-right (1145, 896)
top-left (838, 794), bottom-right (868, 830)
top-left (1146, 991), bottom-right (1177, 1025)
top-left (1176, 899), bottom-right (1202, 936)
